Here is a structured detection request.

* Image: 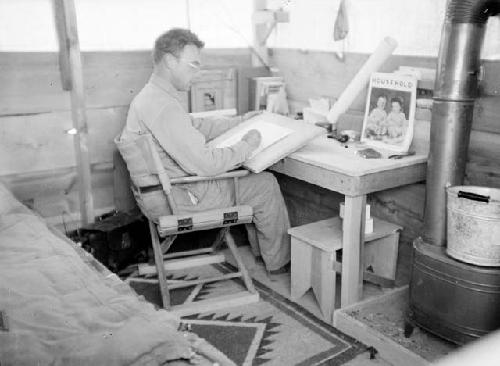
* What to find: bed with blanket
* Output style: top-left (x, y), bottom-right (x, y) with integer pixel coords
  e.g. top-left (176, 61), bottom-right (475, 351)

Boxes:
top-left (0, 182), bottom-right (231, 366)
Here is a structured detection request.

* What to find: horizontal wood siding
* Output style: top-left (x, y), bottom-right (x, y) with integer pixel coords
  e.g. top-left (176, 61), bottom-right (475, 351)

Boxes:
top-left (0, 107), bottom-right (126, 175)
top-left (0, 49), bottom-right (251, 116)
top-left (270, 48), bottom-right (500, 135)
top-left (270, 48), bottom-right (500, 245)
top-left (0, 49), bottom-right (252, 225)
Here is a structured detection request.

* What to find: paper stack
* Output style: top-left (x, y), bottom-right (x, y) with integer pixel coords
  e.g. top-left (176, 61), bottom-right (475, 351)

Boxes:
top-left (303, 97), bottom-right (331, 125)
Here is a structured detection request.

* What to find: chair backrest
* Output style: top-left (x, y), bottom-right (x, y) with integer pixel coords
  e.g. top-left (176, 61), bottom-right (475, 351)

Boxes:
top-left (115, 133), bottom-right (178, 214)
top-left (113, 149), bottom-right (137, 213)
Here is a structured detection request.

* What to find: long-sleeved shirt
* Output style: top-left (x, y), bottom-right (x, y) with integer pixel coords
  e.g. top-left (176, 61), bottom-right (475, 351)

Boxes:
top-left (120, 73), bottom-right (254, 178)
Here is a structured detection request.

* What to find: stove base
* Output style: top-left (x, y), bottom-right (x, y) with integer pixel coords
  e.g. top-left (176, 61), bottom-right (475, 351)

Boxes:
top-left (408, 238), bottom-right (500, 345)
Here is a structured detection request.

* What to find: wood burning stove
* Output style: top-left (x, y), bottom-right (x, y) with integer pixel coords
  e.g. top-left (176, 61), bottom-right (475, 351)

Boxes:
top-left (406, 0), bottom-right (500, 345)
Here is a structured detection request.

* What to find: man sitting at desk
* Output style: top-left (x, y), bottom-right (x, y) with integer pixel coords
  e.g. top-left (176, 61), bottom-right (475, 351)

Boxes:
top-left (116, 28), bottom-right (291, 274)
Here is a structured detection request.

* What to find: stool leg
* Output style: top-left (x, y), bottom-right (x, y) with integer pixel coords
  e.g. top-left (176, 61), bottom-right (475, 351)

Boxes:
top-left (311, 250), bottom-right (336, 324)
top-left (291, 238), bottom-right (312, 300)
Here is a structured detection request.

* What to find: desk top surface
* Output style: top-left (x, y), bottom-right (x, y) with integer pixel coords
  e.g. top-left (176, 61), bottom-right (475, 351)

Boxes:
top-left (285, 136), bottom-right (428, 177)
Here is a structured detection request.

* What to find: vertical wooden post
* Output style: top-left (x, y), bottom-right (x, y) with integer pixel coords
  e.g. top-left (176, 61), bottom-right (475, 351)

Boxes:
top-left (185, 0), bottom-right (191, 29)
top-left (252, 0), bottom-right (269, 67)
top-left (54, 0), bottom-right (94, 226)
top-left (53, 1), bottom-right (71, 91)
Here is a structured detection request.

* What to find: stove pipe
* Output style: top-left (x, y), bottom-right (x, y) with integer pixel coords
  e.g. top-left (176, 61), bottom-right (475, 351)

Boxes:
top-left (423, 0), bottom-right (500, 246)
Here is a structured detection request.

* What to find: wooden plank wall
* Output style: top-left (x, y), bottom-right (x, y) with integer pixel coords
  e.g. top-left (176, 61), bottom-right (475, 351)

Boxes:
top-left (270, 48), bottom-right (500, 244)
top-left (2, 45), bottom-right (498, 241)
top-left (0, 49), bottom-right (252, 228)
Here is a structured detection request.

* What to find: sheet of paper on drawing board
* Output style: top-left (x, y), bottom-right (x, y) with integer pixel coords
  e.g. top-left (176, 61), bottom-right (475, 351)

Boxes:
top-left (209, 112), bottom-right (326, 173)
top-left (214, 121), bottom-right (293, 160)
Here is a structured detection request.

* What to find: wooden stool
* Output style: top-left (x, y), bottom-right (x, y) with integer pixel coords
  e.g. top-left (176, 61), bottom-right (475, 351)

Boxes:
top-left (288, 216), bottom-right (401, 324)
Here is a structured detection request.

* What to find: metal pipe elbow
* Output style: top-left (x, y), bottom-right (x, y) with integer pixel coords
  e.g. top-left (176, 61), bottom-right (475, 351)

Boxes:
top-left (447, 0), bottom-right (500, 24)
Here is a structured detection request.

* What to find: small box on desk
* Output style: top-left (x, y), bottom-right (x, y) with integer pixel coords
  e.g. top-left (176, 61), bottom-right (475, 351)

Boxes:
top-left (288, 216), bottom-right (401, 323)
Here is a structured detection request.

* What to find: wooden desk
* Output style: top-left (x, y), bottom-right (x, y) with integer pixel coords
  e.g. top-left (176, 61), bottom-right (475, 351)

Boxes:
top-left (270, 136), bottom-right (427, 307)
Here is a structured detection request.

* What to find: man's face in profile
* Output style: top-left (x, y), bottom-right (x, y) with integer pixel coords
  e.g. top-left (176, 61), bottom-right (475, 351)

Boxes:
top-left (169, 44), bottom-right (201, 92)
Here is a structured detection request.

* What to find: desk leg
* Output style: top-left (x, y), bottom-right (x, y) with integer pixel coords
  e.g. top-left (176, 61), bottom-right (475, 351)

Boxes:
top-left (341, 195), bottom-right (366, 307)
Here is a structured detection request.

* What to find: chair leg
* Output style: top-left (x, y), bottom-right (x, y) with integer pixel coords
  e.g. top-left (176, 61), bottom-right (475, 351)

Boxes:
top-left (160, 234), bottom-right (176, 255)
top-left (211, 228), bottom-right (227, 252)
top-left (224, 230), bottom-right (256, 294)
top-left (149, 220), bottom-right (171, 309)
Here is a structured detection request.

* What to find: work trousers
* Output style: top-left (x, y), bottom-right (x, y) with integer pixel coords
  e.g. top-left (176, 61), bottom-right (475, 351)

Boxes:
top-left (135, 172), bottom-right (291, 271)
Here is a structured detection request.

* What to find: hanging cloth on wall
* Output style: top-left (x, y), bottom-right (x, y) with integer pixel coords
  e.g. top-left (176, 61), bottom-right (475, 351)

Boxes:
top-left (333, 0), bottom-right (349, 61)
top-left (333, 0), bottom-right (349, 41)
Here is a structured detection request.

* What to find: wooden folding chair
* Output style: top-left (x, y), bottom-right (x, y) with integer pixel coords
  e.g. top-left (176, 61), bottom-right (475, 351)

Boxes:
top-left (119, 134), bottom-right (259, 315)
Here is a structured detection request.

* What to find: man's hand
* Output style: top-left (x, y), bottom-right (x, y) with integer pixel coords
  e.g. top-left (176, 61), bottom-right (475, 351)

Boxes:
top-left (241, 129), bottom-right (262, 150)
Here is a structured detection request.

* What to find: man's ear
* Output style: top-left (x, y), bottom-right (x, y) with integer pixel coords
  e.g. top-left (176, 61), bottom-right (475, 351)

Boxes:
top-left (163, 53), bottom-right (177, 70)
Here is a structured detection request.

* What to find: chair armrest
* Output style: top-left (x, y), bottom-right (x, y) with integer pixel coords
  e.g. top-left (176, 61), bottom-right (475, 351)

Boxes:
top-left (170, 170), bottom-right (250, 185)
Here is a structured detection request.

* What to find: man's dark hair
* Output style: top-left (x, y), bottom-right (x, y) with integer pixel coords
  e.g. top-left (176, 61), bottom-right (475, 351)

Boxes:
top-left (153, 28), bottom-right (204, 64)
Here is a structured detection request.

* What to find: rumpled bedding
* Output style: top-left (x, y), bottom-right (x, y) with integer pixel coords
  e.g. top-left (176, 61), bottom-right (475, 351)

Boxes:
top-left (0, 183), bottom-right (192, 366)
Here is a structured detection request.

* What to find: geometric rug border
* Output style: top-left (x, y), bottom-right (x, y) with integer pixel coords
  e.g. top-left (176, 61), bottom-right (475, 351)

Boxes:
top-left (185, 318), bottom-right (267, 365)
top-left (214, 263), bottom-right (367, 366)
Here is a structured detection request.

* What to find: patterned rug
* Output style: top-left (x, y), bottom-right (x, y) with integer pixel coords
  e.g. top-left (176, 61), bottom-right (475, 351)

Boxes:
top-left (129, 263), bottom-right (365, 366)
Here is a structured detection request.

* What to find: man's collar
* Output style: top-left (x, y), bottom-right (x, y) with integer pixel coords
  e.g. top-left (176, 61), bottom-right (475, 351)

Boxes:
top-left (149, 73), bottom-right (183, 101)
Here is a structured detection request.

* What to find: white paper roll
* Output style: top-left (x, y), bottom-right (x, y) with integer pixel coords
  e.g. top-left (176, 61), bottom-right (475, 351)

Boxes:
top-left (327, 37), bottom-right (398, 126)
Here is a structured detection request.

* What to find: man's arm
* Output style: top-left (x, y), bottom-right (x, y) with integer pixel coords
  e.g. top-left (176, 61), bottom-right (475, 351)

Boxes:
top-left (191, 111), bottom-right (262, 141)
top-left (150, 106), bottom-right (255, 176)
top-left (191, 115), bottom-right (242, 141)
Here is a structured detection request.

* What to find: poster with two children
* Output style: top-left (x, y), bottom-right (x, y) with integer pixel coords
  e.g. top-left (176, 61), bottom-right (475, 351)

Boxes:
top-left (361, 72), bottom-right (417, 153)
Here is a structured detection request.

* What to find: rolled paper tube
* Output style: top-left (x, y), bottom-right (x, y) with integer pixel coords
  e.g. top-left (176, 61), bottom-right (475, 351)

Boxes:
top-left (327, 37), bottom-right (398, 126)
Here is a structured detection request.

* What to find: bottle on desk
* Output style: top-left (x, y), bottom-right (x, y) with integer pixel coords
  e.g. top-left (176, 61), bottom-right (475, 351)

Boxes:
top-left (339, 202), bottom-right (373, 234)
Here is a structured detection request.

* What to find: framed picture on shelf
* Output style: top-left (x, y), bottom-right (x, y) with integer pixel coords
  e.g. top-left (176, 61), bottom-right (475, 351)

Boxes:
top-left (360, 72), bottom-right (417, 153)
top-left (190, 86), bottom-right (223, 112)
top-left (189, 68), bottom-right (235, 113)
top-left (250, 76), bottom-right (285, 111)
